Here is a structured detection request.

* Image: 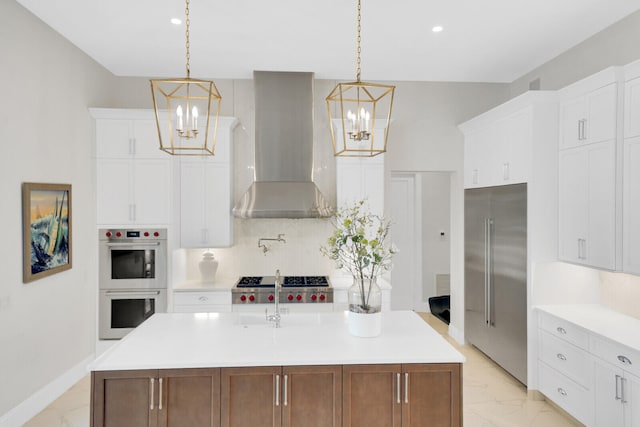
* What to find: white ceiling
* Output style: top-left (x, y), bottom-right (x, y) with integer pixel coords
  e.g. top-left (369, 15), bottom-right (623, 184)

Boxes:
top-left (15, 0), bottom-right (640, 82)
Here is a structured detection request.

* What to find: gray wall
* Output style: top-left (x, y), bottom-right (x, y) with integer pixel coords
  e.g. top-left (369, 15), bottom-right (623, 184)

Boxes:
top-left (511, 9), bottom-right (640, 95)
top-left (0, 0), bottom-right (116, 419)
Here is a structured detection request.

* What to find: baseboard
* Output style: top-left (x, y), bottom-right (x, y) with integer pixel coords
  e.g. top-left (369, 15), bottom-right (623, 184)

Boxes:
top-left (0, 354), bottom-right (94, 427)
top-left (448, 323), bottom-right (465, 345)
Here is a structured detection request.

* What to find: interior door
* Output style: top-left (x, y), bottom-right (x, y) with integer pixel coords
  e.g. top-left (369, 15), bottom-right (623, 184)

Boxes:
top-left (486, 183), bottom-right (527, 385)
top-left (464, 187), bottom-right (490, 352)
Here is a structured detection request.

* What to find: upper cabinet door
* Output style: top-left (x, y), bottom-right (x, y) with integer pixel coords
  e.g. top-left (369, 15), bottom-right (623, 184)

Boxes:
top-left (95, 119), bottom-right (133, 158)
top-left (133, 119), bottom-right (166, 159)
top-left (560, 83), bottom-right (617, 150)
top-left (624, 76), bottom-right (640, 139)
top-left (624, 136), bottom-right (640, 274)
top-left (496, 108), bottom-right (532, 185)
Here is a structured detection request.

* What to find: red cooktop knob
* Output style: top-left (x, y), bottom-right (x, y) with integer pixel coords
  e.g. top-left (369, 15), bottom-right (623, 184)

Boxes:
top-left (153, 231), bottom-right (159, 237)
top-left (319, 294), bottom-right (326, 301)
top-left (249, 295), bottom-right (255, 302)
top-left (288, 294), bottom-right (294, 301)
top-left (268, 295), bottom-right (274, 302)
top-left (311, 294), bottom-right (317, 301)
top-left (144, 231), bottom-right (150, 237)
top-left (116, 231), bottom-right (122, 237)
top-left (240, 295), bottom-right (247, 302)
top-left (105, 231), bottom-right (112, 237)
top-left (296, 294), bottom-right (302, 301)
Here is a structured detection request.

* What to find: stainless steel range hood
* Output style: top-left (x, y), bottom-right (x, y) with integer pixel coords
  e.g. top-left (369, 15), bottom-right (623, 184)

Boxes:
top-left (233, 71), bottom-right (332, 218)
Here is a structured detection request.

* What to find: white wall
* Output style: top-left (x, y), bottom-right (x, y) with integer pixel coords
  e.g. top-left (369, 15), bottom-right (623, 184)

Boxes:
top-left (0, 0), bottom-right (117, 421)
top-left (420, 172), bottom-right (451, 302)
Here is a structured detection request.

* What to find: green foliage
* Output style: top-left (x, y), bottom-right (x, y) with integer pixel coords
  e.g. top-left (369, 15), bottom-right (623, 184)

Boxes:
top-left (320, 200), bottom-right (397, 281)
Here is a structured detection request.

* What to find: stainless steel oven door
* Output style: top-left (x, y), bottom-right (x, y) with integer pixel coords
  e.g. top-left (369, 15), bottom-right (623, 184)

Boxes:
top-left (99, 241), bottom-right (167, 290)
top-left (99, 289), bottom-right (167, 339)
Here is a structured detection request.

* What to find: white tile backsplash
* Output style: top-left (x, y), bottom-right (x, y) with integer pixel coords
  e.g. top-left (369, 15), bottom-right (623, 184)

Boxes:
top-left (183, 218), bottom-right (336, 282)
top-left (600, 271), bottom-right (640, 320)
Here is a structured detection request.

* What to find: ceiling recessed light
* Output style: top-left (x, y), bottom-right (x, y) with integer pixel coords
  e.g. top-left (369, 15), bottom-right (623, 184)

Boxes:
top-left (171, 18), bottom-right (182, 25)
top-left (432, 26), bottom-right (444, 33)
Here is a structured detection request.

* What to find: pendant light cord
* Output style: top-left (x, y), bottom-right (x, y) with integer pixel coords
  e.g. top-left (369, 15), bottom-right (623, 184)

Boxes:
top-left (356, 0), bottom-right (361, 82)
top-left (185, 0), bottom-right (191, 78)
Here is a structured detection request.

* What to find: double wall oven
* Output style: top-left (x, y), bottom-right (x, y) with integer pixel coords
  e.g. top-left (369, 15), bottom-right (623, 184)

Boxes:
top-left (98, 229), bottom-right (167, 339)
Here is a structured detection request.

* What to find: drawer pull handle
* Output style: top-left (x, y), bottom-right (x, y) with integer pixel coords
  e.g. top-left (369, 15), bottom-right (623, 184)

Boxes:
top-left (557, 387), bottom-right (567, 396)
top-left (198, 296), bottom-right (209, 302)
top-left (556, 327), bottom-right (567, 335)
top-left (616, 375), bottom-right (622, 401)
top-left (557, 353), bottom-right (567, 361)
top-left (618, 355), bottom-right (632, 365)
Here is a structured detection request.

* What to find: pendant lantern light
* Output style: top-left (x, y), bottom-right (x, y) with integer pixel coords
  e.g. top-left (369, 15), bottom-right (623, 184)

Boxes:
top-left (326, 0), bottom-right (395, 157)
top-left (150, 0), bottom-right (222, 156)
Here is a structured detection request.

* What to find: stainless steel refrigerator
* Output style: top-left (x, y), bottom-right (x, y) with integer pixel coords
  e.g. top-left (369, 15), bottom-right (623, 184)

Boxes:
top-left (465, 183), bottom-right (527, 385)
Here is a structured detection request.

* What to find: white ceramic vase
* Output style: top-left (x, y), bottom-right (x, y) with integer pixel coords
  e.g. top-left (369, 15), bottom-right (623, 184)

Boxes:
top-left (198, 251), bottom-right (218, 282)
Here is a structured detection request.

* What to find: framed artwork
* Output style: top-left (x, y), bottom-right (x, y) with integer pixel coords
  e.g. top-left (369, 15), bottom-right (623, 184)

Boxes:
top-left (22, 183), bottom-right (72, 283)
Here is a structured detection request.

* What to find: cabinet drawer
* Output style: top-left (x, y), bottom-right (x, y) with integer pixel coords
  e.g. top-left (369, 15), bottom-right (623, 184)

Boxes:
top-left (538, 311), bottom-right (589, 350)
top-left (539, 331), bottom-right (591, 388)
top-left (538, 362), bottom-right (592, 426)
top-left (173, 291), bottom-right (231, 306)
top-left (173, 304), bottom-right (232, 313)
top-left (590, 335), bottom-right (640, 378)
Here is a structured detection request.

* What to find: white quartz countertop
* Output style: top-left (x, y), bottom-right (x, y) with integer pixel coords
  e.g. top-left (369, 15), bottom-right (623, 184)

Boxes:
top-left (89, 311), bottom-right (464, 371)
top-left (535, 304), bottom-right (640, 352)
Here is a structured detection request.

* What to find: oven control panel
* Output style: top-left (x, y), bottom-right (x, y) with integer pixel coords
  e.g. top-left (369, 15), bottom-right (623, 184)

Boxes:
top-left (100, 229), bottom-right (167, 240)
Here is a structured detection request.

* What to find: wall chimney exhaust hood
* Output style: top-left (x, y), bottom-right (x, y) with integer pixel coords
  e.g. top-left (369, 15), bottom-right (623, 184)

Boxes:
top-left (233, 71), bottom-right (333, 219)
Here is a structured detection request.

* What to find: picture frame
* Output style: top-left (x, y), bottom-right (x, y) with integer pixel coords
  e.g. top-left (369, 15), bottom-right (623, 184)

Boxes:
top-left (22, 182), bottom-right (72, 283)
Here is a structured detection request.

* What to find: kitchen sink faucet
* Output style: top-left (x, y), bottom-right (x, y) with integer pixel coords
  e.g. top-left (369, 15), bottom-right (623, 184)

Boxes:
top-left (266, 269), bottom-right (282, 328)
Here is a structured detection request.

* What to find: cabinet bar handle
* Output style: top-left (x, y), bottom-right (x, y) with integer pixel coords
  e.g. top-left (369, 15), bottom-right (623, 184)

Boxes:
top-left (618, 355), bottom-right (632, 365)
top-left (621, 377), bottom-right (628, 404)
top-left (275, 374), bottom-right (280, 406)
top-left (557, 387), bottom-right (567, 396)
top-left (396, 373), bottom-right (401, 404)
top-left (404, 373), bottom-right (409, 404)
top-left (577, 120), bottom-right (581, 140)
top-left (150, 378), bottom-right (155, 410)
top-left (484, 218), bottom-right (489, 326)
top-left (487, 219), bottom-right (493, 327)
top-left (503, 163), bottom-right (510, 181)
top-left (158, 378), bottom-right (163, 410)
top-left (557, 353), bottom-right (567, 361)
top-left (283, 374), bottom-right (288, 406)
top-left (556, 326), bottom-right (567, 335)
top-left (615, 375), bottom-right (622, 401)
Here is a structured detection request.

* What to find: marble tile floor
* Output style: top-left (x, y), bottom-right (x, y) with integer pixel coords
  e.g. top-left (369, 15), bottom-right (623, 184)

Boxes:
top-left (24, 313), bottom-right (582, 427)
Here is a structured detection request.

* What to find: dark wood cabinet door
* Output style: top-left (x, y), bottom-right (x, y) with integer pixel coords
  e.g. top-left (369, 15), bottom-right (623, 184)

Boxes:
top-left (92, 369), bottom-right (158, 427)
top-left (401, 364), bottom-right (462, 427)
top-left (221, 366), bottom-right (282, 427)
top-left (158, 368), bottom-right (220, 427)
top-left (343, 364), bottom-right (402, 427)
top-left (282, 365), bottom-right (342, 427)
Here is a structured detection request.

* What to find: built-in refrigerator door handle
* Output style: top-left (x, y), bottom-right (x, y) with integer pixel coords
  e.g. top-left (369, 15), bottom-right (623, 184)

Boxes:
top-left (484, 218), bottom-right (489, 326)
top-left (487, 218), bottom-right (494, 327)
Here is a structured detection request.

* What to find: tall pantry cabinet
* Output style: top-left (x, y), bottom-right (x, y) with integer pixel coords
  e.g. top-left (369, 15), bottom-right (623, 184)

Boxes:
top-left (623, 61), bottom-right (640, 275)
top-left (556, 67), bottom-right (623, 271)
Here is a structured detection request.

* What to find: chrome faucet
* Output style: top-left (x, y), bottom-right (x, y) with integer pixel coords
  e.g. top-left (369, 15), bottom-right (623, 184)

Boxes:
top-left (266, 269), bottom-right (282, 328)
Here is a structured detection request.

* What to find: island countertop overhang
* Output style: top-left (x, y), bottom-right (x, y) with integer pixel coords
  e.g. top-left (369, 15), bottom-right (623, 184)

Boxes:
top-left (89, 311), bottom-right (465, 371)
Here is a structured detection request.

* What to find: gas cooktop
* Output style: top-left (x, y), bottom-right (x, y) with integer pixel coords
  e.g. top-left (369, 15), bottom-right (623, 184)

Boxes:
top-left (235, 275), bottom-right (329, 288)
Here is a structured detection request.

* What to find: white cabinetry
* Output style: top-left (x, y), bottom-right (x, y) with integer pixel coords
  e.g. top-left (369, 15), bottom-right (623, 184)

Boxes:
top-left (557, 68), bottom-right (622, 271)
top-left (537, 311), bottom-right (592, 425)
top-left (178, 117), bottom-right (238, 248)
top-left (560, 83), bottom-right (617, 149)
top-left (173, 290), bottom-right (232, 313)
top-left (336, 155), bottom-right (384, 216)
top-left (91, 109), bottom-right (172, 226)
top-left (591, 336), bottom-right (640, 427)
top-left (536, 306), bottom-right (640, 427)
top-left (623, 61), bottom-right (640, 274)
top-left (460, 91), bottom-right (556, 189)
top-left (558, 140), bottom-right (616, 269)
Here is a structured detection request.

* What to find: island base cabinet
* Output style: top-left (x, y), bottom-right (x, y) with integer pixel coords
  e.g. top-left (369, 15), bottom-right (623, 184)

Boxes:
top-left (91, 369), bottom-right (220, 427)
top-left (343, 364), bottom-right (462, 427)
top-left (92, 370), bottom-right (158, 427)
top-left (221, 366), bottom-right (282, 427)
top-left (221, 365), bottom-right (342, 427)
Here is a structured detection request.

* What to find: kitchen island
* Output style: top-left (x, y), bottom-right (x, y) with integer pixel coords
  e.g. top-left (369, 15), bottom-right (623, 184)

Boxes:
top-left (90, 310), bottom-right (464, 427)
